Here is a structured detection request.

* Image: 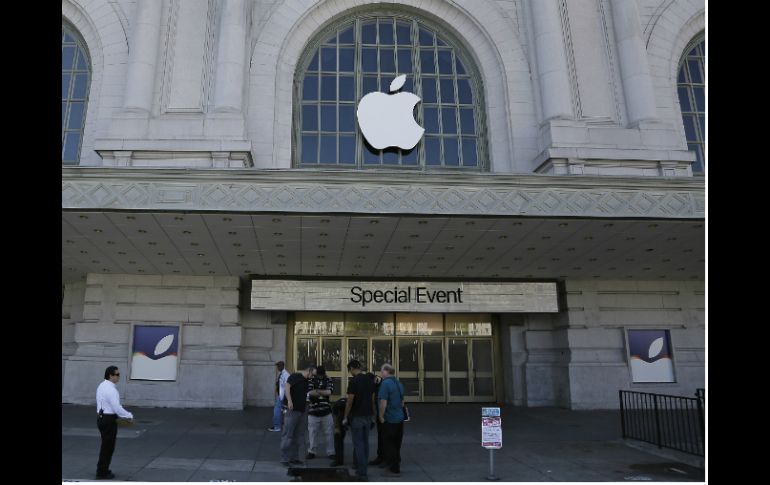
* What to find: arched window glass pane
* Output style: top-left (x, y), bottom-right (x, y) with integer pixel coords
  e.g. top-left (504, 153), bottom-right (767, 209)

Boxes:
top-left (62, 22), bottom-right (91, 165)
top-left (676, 36), bottom-right (705, 174)
top-left (295, 14), bottom-right (486, 169)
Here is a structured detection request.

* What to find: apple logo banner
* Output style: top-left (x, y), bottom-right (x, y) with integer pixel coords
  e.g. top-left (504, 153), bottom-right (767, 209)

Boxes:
top-left (627, 330), bottom-right (675, 383)
top-left (130, 325), bottom-right (180, 381)
top-left (357, 74), bottom-right (425, 150)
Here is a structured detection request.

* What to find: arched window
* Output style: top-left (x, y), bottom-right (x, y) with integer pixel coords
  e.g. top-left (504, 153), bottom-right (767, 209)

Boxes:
top-left (294, 14), bottom-right (487, 169)
top-left (62, 21), bottom-right (91, 165)
top-left (676, 35), bottom-right (705, 174)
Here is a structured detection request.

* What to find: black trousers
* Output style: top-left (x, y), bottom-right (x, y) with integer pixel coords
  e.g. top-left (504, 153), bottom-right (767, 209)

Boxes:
top-left (96, 414), bottom-right (118, 475)
top-left (332, 423), bottom-right (346, 464)
top-left (375, 419), bottom-right (384, 460)
top-left (381, 421), bottom-right (404, 472)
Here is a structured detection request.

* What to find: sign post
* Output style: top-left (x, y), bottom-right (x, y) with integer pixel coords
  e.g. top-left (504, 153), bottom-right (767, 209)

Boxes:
top-left (481, 407), bottom-right (501, 481)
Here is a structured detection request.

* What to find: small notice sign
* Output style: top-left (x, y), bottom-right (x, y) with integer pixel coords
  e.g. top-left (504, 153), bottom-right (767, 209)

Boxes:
top-left (481, 407), bottom-right (502, 449)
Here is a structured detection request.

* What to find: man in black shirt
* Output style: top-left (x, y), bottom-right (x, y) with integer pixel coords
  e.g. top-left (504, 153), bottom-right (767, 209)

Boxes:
top-left (342, 360), bottom-right (376, 479)
top-left (280, 366), bottom-right (313, 466)
top-left (367, 372), bottom-right (385, 467)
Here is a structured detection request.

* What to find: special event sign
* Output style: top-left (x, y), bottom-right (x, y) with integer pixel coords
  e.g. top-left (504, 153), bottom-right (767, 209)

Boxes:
top-left (251, 280), bottom-right (558, 313)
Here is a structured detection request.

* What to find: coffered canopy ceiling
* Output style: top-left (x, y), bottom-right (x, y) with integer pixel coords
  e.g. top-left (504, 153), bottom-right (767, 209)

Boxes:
top-left (62, 211), bottom-right (705, 284)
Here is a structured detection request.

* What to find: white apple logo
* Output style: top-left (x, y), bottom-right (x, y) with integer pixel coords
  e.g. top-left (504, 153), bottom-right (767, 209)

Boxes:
top-left (357, 74), bottom-right (425, 150)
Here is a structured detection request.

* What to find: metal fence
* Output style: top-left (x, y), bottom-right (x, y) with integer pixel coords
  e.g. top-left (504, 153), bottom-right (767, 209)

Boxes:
top-left (619, 390), bottom-right (704, 456)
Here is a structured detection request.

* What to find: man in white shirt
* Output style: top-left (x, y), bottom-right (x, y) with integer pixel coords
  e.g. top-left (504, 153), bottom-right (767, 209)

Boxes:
top-left (268, 361), bottom-right (291, 432)
top-left (95, 365), bottom-right (133, 480)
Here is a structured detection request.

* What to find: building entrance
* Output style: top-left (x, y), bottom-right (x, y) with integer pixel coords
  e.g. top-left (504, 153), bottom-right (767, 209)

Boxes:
top-left (289, 312), bottom-right (499, 402)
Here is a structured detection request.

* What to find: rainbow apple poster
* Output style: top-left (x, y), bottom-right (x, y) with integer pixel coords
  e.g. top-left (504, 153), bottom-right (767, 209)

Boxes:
top-left (627, 330), bottom-right (675, 383)
top-left (130, 325), bottom-right (180, 381)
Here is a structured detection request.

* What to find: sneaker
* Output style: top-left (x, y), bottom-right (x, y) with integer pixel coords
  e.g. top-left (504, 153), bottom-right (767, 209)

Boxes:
top-left (267, 426), bottom-right (281, 432)
top-left (368, 458), bottom-right (383, 466)
top-left (306, 452), bottom-right (316, 460)
top-left (289, 459), bottom-right (304, 465)
top-left (382, 468), bottom-right (401, 477)
top-left (95, 472), bottom-right (116, 479)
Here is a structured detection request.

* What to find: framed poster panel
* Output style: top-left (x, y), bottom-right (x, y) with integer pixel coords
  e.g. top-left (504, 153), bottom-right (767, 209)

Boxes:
top-left (129, 324), bottom-right (181, 381)
top-left (626, 329), bottom-right (675, 383)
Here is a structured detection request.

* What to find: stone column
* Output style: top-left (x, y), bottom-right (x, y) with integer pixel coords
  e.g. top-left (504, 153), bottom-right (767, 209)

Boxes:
top-left (212, 0), bottom-right (247, 113)
top-left (529, 0), bottom-right (574, 121)
top-left (610, 0), bottom-right (657, 125)
top-left (122, 0), bottom-right (163, 113)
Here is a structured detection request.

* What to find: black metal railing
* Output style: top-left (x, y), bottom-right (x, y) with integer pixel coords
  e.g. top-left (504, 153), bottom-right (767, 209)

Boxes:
top-left (619, 390), bottom-right (704, 456)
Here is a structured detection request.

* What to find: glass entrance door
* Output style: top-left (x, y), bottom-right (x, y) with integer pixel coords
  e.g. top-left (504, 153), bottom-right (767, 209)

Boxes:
top-left (395, 337), bottom-right (445, 402)
top-left (447, 338), bottom-right (470, 401)
top-left (421, 339), bottom-right (445, 402)
top-left (320, 338), bottom-right (343, 399)
top-left (292, 312), bottom-right (497, 402)
top-left (397, 338), bottom-right (420, 399)
top-left (471, 339), bottom-right (495, 401)
top-left (447, 337), bottom-right (495, 402)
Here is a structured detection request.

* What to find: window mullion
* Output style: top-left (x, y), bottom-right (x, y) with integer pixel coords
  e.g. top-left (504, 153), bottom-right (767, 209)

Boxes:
top-left (336, 31), bottom-right (340, 166)
top-left (453, 50), bottom-right (462, 166)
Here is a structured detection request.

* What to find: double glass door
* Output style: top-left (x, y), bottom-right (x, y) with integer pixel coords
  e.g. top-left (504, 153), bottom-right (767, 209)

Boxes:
top-left (292, 312), bottom-right (496, 402)
top-left (295, 335), bottom-right (495, 402)
top-left (446, 338), bottom-right (495, 402)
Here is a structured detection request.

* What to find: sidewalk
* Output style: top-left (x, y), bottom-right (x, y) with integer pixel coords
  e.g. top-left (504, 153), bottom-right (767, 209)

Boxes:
top-left (62, 403), bottom-right (705, 482)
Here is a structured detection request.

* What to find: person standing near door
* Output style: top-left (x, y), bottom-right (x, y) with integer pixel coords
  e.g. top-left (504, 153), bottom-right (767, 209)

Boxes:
top-left (280, 365), bottom-right (314, 466)
top-left (342, 360), bottom-right (376, 479)
top-left (95, 366), bottom-right (133, 480)
top-left (367, 372), bottom-right (385, 467)
top-left (377, 363), bottom-right (405, 477)
top-left (268, 361), bottom-right (290, 432)
top-left (306, 366), bottom-right (335, 460)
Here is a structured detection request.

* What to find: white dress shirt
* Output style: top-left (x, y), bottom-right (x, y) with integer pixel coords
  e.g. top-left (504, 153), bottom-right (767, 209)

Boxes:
top-left (278, 369), bottom-right (290, 401)
top-left (96, 380), bottom-right (134, 419)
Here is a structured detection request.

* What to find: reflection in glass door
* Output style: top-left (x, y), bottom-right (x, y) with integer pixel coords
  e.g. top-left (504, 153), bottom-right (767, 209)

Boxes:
top-left (371, 338), bottom-right (393, 374)
top-left (447, 338), bottom-right (470, 401)
top-left (397, 338), bottom-right (420, 399)
top-left (291, 312), bottom-right (498, 403)
top-left (471, 339), bottom-right (495, 400)
top-left (347, 338), bottom-right (369, 389)
top-left (296, 337), bottom-right (318, 372)
top-left (422, 339), bottom-right (445, 402)
top-left (447, 338), bottom-right (495, 402)
top-left (321, 338), bottom-right (342, 399)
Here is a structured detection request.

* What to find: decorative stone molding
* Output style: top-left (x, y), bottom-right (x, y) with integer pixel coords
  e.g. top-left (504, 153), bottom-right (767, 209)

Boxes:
top-left (536, 157), bottom-right (692, 177)
top-left (63, 168), bottom-right (704, 219)
top-left (97, 150), bottom-right (253, 168)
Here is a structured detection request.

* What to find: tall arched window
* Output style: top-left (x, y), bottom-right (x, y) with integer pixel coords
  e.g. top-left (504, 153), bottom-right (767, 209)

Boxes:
top-left (676, 35), bottom-right (705, 174)
top-left (62, 21), bottom-right (91, 165)
top-left (294, 13), bottom-right (487, 169)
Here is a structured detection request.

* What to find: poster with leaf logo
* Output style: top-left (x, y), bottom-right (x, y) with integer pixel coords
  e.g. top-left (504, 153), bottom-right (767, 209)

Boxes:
top-left (130, 325), bottom-right (180, 381)
top-left (627, 330), bottom-right (674, 383)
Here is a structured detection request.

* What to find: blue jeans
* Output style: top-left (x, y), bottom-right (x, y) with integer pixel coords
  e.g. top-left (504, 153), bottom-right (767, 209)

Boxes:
top-left (350, 416), bottom-right (370, 477)
top-left (272, 395), bottom-right (282, 429)
top-left (281, 410), bottom-right (307, 462)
